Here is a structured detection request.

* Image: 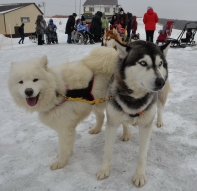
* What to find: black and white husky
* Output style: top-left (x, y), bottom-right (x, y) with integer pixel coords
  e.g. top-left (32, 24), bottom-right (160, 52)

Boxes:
top-left (130, 33), bottom-right (140, 42)
top-left (97, 40), bottom-right (171, 187)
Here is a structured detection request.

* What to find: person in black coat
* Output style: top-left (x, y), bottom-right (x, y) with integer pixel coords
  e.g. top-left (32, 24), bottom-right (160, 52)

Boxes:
top-left (65, 13), bottom-right (77, 43)
top-left (126, 12), bottom-right (132, 41)
top-left (90, 11), bottom-right (102, 42)
top-left (18, 23), bottom-right (25, 44)
top-left (118, 8), bottom-right (127, 29)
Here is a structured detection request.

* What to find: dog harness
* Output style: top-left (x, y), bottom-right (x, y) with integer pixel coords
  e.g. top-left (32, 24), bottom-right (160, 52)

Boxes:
top-left (56, 78), bottom-right (114, 105)
top-left (66, 77), bottom-right (94, 101)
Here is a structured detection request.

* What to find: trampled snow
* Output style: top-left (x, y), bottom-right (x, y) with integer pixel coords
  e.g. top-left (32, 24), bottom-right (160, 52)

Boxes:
top-left (0, 18), bottom-right (197, 191)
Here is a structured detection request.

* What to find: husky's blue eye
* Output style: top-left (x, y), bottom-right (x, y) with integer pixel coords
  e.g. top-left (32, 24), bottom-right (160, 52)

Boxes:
top-left (19, 80), bottom-right (23, 84)
top-left (139, 61), bottom-right (147, 66)
top-left (159, 61), bottom-right (163, 66)
top-left (33, 79), bottom-right (38, 82)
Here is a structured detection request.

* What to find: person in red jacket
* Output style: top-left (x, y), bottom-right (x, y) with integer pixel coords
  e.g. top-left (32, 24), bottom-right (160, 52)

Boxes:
top-left (143, 6), bottom-right (158, 42)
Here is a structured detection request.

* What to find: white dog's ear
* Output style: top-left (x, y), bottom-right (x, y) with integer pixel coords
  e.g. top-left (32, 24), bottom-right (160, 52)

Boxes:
top-left (40, 55), bottom-right (48, 69)
top-left (115, 40), bottom-right (131, 59)
top-left (159, 40), bottom-right (171, 57)
top-left (113, 28), bottom-right (117, 35)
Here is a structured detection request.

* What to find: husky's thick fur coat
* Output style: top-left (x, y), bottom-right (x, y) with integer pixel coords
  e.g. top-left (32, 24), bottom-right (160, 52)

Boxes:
top-left (96, 40), bottom-right (171, 187)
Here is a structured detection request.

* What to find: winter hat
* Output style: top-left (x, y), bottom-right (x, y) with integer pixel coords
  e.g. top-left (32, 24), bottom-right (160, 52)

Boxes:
top-left (72, 13), bottom-right (77, 17)
top-left (147, 6), bottom-right (153, 10)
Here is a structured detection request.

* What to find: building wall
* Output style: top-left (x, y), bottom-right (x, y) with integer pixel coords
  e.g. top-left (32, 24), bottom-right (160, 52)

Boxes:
top-left (3, 4), bottom-right (42, 37)
top-left (84, 6), bottom-right (118, 16)
top-left (0, 14), bottom-right (6, 34)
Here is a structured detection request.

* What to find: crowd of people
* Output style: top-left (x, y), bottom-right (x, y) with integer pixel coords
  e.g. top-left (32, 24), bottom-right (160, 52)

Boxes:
top-left (18, 6), bottom-right (159, 45)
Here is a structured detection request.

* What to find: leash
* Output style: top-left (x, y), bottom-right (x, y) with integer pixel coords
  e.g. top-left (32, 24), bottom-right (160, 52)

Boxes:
top-left (56, 91), bottom-right (143, 117)
top-left (56, 92), bottom-right (114, 105)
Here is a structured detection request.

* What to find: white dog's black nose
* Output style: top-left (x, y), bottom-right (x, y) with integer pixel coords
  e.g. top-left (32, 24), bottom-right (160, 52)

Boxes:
top-left (25, 88), bottom-right (34, 97)
top-left (155, 78), bottom-right (165, 89)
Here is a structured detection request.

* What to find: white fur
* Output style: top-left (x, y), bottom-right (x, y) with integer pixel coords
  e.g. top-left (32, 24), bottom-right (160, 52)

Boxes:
top-left (8, 46), bottom-right (119, 170)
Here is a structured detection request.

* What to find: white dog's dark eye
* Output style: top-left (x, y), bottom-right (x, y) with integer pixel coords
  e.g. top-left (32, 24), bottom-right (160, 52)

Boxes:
top-left (159, 61), bottom-right (163, 66)
top-left (19, 80), bottom-right (23, 84)
top-left (33, 79), bottom-right (38, 82)
top-left (139, 61), bottom-right (147, 66)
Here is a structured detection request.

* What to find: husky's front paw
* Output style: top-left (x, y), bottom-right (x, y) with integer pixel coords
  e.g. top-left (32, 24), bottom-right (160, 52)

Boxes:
top-left (89, 127), bottom-right (101, 134)
top-left (133, 173), bottom-right (147, 188)
top-left (121, 132), bottom-right (131, 141)
top-left (96, 168), bottom-right (110, 180)
top-left (50, 161), bottom-right (68, 170)
top-left (156, 120), bottom-right (164, 127)
top-left (132, 117), bottom-right (138, 126)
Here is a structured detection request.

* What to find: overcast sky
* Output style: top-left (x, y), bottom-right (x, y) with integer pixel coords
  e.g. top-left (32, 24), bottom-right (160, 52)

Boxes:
top-left (1, 0), bottom-right (197, 21)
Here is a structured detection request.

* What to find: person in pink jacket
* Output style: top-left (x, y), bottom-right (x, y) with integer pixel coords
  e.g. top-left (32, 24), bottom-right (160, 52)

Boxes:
top-left (143, 6), bottom-right (158, 42)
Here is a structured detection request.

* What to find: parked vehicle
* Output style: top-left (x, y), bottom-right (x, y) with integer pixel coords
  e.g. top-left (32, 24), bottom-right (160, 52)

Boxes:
top-left (83, 12), bottom-right (93, 24)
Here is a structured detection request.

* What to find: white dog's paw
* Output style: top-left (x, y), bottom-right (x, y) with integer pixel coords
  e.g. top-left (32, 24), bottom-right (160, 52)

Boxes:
top-left (156, 121), bottom-right (164, 128)
top-left (96, 168), bottom-right (110, 180)
top-left (133, 173), bottom-right (147, 188)
top-left (121, 132), bottom-right (131, 141)
top-left (50, 161), bottom-right (68, 170)
top-left (89, 127), bottom-right (101, 134)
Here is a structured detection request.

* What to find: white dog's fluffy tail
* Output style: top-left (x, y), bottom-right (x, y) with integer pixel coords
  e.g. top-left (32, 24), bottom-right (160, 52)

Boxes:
top-left (82, 47), bottom-right (118, 76)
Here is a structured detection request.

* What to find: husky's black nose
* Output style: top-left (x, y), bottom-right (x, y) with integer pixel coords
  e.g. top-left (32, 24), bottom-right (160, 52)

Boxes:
top-left (25, 88), bottom-right (34, 97)
top-left (155, 78), bottom-right (165, 89)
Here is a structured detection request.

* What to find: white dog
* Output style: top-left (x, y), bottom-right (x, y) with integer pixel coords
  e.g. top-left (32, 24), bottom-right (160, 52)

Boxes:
top-left (8, 47), bottom-right (123, 170)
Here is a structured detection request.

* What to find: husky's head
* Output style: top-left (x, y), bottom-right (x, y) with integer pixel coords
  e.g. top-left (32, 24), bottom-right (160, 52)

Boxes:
top-left (102, 28), bottom-right (124, 49)
top-left (130, 33), bottom-right (140, 42)
top-left (115, 40), bottom-right (170, 93)
top-left (8, 56), bottom-right (58, 112)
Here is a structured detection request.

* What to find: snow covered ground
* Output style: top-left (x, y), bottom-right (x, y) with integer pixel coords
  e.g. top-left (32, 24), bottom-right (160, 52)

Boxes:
top-left (0, 18), bottom-right (197, 191)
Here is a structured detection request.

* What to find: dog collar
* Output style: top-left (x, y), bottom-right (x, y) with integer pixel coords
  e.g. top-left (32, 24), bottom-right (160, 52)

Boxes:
top-left (129, 111), bottom-right (143, 117)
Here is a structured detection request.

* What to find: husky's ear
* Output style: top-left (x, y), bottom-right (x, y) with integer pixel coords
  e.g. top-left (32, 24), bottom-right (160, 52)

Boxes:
top-left (159, 40), bottom-right (171, 57)
top-left (115, 40), bottom-right (131, 59)
top-left (40, 55), bottom-right (48, 69)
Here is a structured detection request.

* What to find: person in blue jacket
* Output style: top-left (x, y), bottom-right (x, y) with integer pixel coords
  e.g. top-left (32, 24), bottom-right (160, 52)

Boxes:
top-left (47, 18), bottom-right (58, 43)
top-left (77, 17), bottom-right (95, 44)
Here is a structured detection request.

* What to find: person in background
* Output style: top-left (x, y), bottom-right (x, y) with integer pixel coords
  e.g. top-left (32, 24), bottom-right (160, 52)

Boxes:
top-left (90, 11), bottom-right (102, 42)
top-left (131, 15), bottom-right (138, 34)
top-left (101, 13), bottom-right (109, 36)
top-left (77, 18), bottom-right (95, 44)
top-left (18, 23), bottom-right (25, 44)
top-left (110, 14), bottom-right (118, 30)
top-left (118, 7), bottom-right (127, 29)
top-left (65, 13), bottom-right (77, 44)
top-left (35, 15), bottom-right (46, 45)
top-left (47, 18), bottom-right (58, 44)
top-left (143, 6), bottom-right (158, 42)
top-left (126, 12), bottom-right (132, 42)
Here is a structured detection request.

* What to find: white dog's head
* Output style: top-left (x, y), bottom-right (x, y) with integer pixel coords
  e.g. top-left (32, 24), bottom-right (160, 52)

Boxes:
top-left (115, 40), bottom-right (170, 93)
top-left (8, 56), bottom-right (57, 112)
